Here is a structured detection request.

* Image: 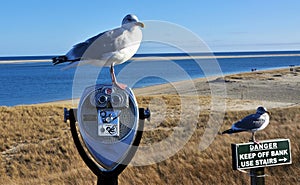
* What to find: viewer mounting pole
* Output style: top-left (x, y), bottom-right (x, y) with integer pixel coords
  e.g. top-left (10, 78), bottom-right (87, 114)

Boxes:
top-left (97, 175), bottom-right (118, 185)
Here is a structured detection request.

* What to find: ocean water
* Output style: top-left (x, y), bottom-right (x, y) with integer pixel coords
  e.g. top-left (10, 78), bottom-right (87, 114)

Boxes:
top-left (0, 51), bottom-right (299, 106)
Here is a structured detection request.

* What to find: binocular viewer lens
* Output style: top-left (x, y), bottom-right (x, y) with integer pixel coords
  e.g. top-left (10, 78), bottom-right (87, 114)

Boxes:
top-left (98, 95), bottom-right (108, 104)
top-left (111, 94), bottom-right (122, 106)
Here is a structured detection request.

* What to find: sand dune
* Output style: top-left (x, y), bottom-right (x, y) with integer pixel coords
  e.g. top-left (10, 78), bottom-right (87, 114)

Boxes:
top-left (1, 67), bottom-right (299, 184)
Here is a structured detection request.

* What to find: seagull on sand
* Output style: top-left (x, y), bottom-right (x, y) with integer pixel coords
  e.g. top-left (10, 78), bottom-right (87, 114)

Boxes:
top-left (222, 106), bottom-right (270, 143)
top-left (52, 14), bottom-right (144, 89)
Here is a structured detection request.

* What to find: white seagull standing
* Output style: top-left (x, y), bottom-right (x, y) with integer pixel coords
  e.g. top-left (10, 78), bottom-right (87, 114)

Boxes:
top-left (52, 14), bottom-right (144, 89)
top-left (222, 106), bottom-right (270, 143)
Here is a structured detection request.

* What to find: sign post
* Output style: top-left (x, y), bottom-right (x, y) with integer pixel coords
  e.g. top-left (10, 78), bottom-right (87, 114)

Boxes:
top-left (231, 139), bottom-right (292, 185)
top-left (250, 167), bottom-right (265, 185)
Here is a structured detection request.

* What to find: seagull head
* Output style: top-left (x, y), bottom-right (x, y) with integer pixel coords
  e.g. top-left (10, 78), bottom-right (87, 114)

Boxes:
top-left (122, 14), bottom-right (145, 28)
top-left (256, 106), bottom-right (270, 115)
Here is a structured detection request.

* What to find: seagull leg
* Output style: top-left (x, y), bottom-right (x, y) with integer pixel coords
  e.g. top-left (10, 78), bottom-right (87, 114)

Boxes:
top-left (110, 63), bottom-right (116, 82)
top-left (110, 63), bottom-right (127, 90)
top-left (251, 132), bottom-right (260, 144)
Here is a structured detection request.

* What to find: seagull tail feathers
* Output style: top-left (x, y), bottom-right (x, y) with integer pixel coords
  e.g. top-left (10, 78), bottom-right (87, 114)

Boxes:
top-left (52, 55), bottom-right (81, 66)
top-left (222, 129), bottom-right (234, 135)
top-left (222, 129), bottom-right (245, 135)
top-left (52, 55), bottom-right (68, 65)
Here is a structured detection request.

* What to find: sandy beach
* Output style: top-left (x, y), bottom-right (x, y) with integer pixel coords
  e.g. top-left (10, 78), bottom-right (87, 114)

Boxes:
top-left (1, 67), bottom-right (299, 184)
top-left (46, 66), bottom-right (300, 111)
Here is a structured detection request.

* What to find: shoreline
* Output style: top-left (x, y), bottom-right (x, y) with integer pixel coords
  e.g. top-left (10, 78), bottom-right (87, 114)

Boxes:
top-left (9, 66), bottom-right (299, 111)
top-left (1, 52), bottom-right (300, 64)
top-left (0, 59), bottom-right (51, 64)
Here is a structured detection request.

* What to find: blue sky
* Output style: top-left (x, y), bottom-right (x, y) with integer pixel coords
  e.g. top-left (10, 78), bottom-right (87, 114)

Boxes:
top-left (1, 0), bottom-right (300, 56)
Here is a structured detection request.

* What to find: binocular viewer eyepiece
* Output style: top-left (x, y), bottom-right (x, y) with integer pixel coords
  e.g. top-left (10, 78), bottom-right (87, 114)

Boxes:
top-left (90, 85), bottom-right (129, 109)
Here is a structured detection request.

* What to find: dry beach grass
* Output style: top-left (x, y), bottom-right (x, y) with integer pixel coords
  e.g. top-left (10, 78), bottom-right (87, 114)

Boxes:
top-left (0, 67), bottom-right (299, 184)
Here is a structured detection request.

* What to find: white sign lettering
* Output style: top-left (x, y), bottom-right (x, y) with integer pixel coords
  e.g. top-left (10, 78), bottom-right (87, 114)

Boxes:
top-left (249, 142), bottom-right (278, 152)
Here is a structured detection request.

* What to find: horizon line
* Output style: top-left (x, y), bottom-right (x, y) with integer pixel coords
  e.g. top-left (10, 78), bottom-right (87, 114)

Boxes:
top-left (1, 49), bottom-right (300, 58)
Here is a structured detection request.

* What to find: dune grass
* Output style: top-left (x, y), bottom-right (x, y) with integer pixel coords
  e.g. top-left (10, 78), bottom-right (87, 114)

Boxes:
top-left (0, 95), bottom-right (299, 184)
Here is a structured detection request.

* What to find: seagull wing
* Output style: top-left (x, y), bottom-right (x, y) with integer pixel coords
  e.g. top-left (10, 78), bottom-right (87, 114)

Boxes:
top-left (65, 26), bottom-right (141, 65)
top-left (232, 113), bottom-right (267, 131)
top-left (65, 29), bottom-right (122, 61)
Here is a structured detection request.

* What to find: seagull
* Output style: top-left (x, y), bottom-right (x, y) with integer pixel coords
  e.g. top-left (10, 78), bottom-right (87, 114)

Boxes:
top-left (52, 14), bottom-right (144, 89)
top-left (222, 106), bottom-right (270, 143)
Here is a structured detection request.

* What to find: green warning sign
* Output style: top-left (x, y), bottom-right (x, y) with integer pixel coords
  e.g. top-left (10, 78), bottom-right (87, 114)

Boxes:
top-left (232, 139), bottom-right (292, 170)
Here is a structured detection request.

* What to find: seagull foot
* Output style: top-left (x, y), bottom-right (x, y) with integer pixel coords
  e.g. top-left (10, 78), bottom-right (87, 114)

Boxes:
top-left (113, 81), bottom-right (127, 90)
top-left (254, 140), bottom-right (260, 144)
top-left (250, 139), bottom-right (260, 144)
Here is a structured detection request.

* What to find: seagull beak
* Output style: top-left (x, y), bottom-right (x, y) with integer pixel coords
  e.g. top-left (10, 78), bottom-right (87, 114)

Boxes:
top-left (135, 22), bottom-right (145, 28)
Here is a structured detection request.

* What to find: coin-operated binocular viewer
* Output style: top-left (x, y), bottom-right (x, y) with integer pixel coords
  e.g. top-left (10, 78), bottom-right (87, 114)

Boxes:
top-left (64, 84), bottom-right (150, 185)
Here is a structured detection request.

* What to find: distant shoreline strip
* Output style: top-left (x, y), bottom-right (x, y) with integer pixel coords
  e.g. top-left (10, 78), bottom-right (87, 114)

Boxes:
top-left (1, 53), bottom-right (300, 64)
top-left (132, 53), bottom-right (300, 61)
top-left (0, 59), bottom-right (51, 64)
